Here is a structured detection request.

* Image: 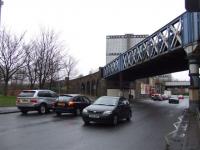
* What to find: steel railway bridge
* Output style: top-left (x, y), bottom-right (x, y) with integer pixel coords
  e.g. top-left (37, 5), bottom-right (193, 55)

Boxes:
top-left (103, 12), bottom-right (200, 111)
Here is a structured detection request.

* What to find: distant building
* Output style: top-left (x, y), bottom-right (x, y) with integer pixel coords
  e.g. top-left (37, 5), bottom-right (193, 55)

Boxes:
top-left (106, 34), bottom-right (148, 64)
top-left (154, 74), bottom-right (172, 82)
top-left (165, 81), bottom-right (190, 95)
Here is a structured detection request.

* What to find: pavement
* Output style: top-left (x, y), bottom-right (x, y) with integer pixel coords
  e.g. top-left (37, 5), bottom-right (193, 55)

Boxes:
top-left (182, 110), bottom-right (200, 150)
top-left (165, 109), bottom-right (200, 150)
top-left (0, 106), bottom-right (20, 114)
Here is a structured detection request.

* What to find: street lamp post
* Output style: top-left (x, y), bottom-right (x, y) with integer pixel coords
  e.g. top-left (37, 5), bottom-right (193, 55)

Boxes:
top-left (0, 0), bottom-right (3, 26)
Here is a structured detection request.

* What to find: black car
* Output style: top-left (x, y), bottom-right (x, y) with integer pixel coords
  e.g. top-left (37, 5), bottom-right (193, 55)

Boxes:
top-left (169, 97), bottom-right (179, 104)
top-left (151, 93), bottom-right (163, 101)
top-left (54, 94), bottom-right (91, 116)
top-left (82, 96), bottom-right (132, 126)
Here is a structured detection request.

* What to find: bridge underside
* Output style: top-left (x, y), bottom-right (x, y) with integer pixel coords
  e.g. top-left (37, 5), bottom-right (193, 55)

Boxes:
top-left (105, 48), bottom-right (189, 81)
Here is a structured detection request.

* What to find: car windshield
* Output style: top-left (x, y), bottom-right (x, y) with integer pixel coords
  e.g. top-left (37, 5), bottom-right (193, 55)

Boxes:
top-left (58, 96), bottom-right (72, 101)
top-left (18, 91), bottom-right (36, 97)
top-left (93, 96), bottom-right (118, 106)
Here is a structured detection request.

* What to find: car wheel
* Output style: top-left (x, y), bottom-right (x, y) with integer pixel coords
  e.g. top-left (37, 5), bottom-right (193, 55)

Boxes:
top-left (127, 111), bottom-right (132, 121)
top-left (74, 108), bottom-right (81, 116)
top-left (112, 115), bottom-right (118, 126)
top-left (38, 104), bottom-right (47, 114)
top-left (84, 120), bottom-right (90, 126)
top-left (21, 110), bottom-right (28, 115)
top-left (56, 112), bottom-right (61, 116)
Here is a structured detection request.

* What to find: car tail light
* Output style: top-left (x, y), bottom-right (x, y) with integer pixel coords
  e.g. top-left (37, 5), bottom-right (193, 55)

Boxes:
top-left (16, 98), bottom-right (20, 103)
top-left (30, 99), bottom-right (38, 103)
top-left (68, 101), bottom-right (75, 107)
top-left (52, 102), bottom-right (56, 108)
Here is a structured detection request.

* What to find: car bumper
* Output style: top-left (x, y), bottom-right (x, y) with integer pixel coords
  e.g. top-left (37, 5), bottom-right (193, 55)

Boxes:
top-left (169, 100), bottom-right (179, 104)
top-left (82, 114), bottom-right (114, 124)
top-left (17, 105), bottom-right (40, 111)
top-left (54, 107), bottom-right (75, 113)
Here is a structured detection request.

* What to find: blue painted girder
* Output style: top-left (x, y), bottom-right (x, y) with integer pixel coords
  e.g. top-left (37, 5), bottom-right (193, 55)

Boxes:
top-left (103, 12), bottom-right (200, 79)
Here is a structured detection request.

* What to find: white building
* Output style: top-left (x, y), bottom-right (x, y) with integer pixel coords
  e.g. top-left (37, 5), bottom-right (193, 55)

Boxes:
top-left (106, 34), bottom-right (148, 64)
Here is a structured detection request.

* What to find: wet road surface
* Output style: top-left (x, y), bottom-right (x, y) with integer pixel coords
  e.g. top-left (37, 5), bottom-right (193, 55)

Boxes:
top-left (0, 98), bottom-right (188, 150)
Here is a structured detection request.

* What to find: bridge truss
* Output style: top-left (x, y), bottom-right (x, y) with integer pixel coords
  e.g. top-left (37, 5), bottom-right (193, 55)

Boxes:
top-left (103, 12), bottom-right (200, 78)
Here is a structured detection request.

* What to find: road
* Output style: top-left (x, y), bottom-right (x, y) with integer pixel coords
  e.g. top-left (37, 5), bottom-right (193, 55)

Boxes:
top-left (0, 98), bottom-right (188, 150)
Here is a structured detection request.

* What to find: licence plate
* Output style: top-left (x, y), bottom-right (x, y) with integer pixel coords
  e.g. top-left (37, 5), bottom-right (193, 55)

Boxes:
top-left (89, 114), bottom-right (100, 118)
top-left (20, 99), bottom-right (29, 103)
top-left (57, 103), bottom-right (65, 107)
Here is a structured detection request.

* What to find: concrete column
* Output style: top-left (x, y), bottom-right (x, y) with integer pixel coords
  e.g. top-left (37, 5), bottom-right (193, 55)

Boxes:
top-left (188, 57), bottom-right (200, 111)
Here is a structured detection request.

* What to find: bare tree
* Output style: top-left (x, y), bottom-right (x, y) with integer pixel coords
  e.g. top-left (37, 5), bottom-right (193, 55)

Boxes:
top-left (48, 54), bottom-right (63, 89)
top-left (0, 29), bottom-right (26, 95)
top-left (64, 55), bottom-right (78, 92)
top-left (64, 56), bottom-right (78, 79)
top-left (33, 29), bottom-right (64, 89)
top-left (23, 43), bottom-right (38, 89)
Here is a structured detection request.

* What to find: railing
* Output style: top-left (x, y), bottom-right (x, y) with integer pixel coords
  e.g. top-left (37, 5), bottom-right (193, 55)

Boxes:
top-left (103, 12), bottom-right (200, 78)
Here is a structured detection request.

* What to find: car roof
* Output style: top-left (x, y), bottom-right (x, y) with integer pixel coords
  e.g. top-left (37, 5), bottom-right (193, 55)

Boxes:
top-left (100, 96), bottom-right (122, 99)
top-left (22, 89), bottom-right (52, 92)
top-left (59, 94), bottom-right (80, 97)
top-left (169, 97), bottom-right (178, 100)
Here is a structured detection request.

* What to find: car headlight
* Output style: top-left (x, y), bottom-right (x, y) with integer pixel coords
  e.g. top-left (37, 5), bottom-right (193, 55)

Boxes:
top-left (83, 109), bottom-right (88, 114)
top-left (103, 111), bottom-right (112, 116)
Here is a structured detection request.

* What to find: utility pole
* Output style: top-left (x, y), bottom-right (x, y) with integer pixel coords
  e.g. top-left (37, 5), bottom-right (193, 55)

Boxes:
top-left (0, 0), bottom-right (3, 26)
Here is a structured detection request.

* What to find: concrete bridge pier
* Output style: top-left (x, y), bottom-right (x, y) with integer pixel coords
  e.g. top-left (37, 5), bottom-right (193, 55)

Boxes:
top-left (185, 45), bottom-right (200, 112)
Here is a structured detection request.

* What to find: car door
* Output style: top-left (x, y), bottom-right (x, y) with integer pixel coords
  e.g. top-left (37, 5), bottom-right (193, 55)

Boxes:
top-left (123, 99), bottom-right (131, 117)
top-left (49, 91), bottom-right (58, 102)
top-left (73, 96), bottom-right (83, 110)
top-left (117, 98), bottom-right (126, 119)
top-left (48, 91), bottom-right (58, 108)
top-left (44, 91), bottom-right (53, 106)
top-left (37, 91), bottom-right (48, 103)
top-left (82, 96), bottom-right (91, 107)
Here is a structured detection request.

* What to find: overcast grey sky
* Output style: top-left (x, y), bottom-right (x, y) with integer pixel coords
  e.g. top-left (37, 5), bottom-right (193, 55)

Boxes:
top-left (1, 0), bottom-right (189, 80)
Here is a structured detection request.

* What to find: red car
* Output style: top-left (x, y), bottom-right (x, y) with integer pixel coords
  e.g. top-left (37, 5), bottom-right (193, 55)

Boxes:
top-left (178, 95), bottom-right (184, 100)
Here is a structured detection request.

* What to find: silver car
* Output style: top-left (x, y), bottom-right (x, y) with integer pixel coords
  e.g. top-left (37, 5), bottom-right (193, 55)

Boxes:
top-left (16, 90), bottom-right (58, 114)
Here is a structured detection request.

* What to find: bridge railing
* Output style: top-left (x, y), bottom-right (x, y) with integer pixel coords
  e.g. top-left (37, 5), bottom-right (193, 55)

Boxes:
top-left (103, 12), bottom-right (186, 78)
top-left (103, 12), bottom-right (200, 78)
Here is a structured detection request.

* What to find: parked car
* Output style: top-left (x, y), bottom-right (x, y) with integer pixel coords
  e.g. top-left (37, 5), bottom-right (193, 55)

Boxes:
top-left (169, 97), bottom-right (179, 104)
top-left (151, 93), bottom-right (163, 101)
top-left (82, 96), bottom-right (132, 126)
top-left (178, 95), bottom-right (184, 100)
top-left (54, 94), bottom-right (91, 116)
top-left (16, 90), bottom-right (58, 114)
top-left (161, 94), bottom-right (170, 100)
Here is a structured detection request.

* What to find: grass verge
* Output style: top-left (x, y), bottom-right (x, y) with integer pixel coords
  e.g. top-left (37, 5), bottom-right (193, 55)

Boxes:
top-left (0, 96), bottom-right (16, 107)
